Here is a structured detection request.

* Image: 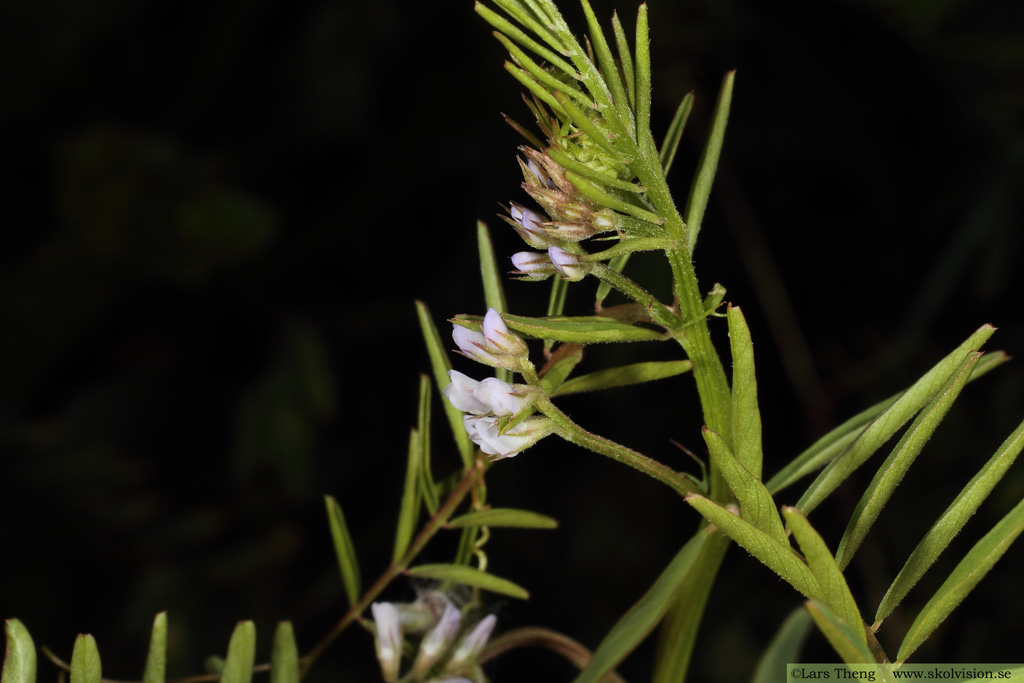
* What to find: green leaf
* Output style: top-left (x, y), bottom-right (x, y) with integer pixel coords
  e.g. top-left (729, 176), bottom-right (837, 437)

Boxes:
top-left (477, 222), bottom-right (511, 385)
top-left (767, 401), bottom-right (891, 495)
top-left (703, 429), bottom-right (787, 545)
top-left (685, 494), bottom-right (820, 601)
top-left (767, 349), bottom-right (1008, 496)
top-left (751, 608), bottom-right (813, 683)
top-left (416, 375), bottom-right (439, 515)
top-left (454, 312), bottom-right (664, 344)
top-left (660, 91), bottom-right (694, 175)
top-left (448, 508), bottom-right (558, 529)
top-left (494, 33), bottom-right (593, 107)
top-left (835, 352), bottom-right (981, 569)
top-left (269, 622), bottom-right (299, 683)
top-left (3, 619), bottom-right (36, 683)
top-left (795, 324), bottom-right (996, 515)
top-left (897, 495), bottom-right (1024, 663)
top-left (539, 343), bottom-right (584, 395)
top-left (578, 0), bottom-right (633, 131)
top-left (221, 622), bottom-right (256, 683)
top-left (650, 535), bottom-right (729, 683)
top-left (805, 601), bottom-right (875, 666)
top-left (551, 360), bottom-right (692, 396)
top-left (406, 564), bottom-right (529, 599)
top-left (727, 306), bottom-right (764, 478)
top-left (490, 0), bottom-right (568, 57)
top-left (393, 428), bottom-right (422, 564)
top-left (475, 2), bottom-right (578, 76)
top-left (572, 531), bottom-right (709, 683)
top-left (564, 171), bottom-right (663, 224)
top-left (876, 416), bottom-right (1024, 622)
top-left (782, 508), bottom-right (865, 645)
top-left (684, 70), bottom-right (734, 255)
top-left (69, 635), bottom-right (101, 683)
top-left (142, 613), bottom-right (167, 683)
top-left (633, 4), bottom-right (654, 161)
top-left (416, 300), bottom-right (474, 468)
top-left (324, 495), bottom-right (361, 607)
top-left (504, 62), bottom-right (568, 116)
top-left (610, 11), bottom-right (635, 109)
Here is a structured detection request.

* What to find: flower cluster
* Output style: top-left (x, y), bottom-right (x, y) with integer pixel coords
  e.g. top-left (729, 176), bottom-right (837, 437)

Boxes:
top-left (371, 596), bottom-right (496, 683)
top-left (503, 150), bottom-right (609, 282)
top-left (446, 309), bottom-right (552, 458)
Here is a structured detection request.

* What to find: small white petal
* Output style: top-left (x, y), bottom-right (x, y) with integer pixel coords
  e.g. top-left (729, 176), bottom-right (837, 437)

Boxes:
top-left (443, 370), bottom-right (490, 415)
top-left (472, 377), bottom-right (523, 416)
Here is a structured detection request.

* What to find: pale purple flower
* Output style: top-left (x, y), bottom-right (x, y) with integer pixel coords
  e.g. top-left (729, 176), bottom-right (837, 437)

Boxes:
top-left (548, 246), bottom-right (588, 281)
top-left (509, 202), bottom-right (550, 248)
top-left (412, 601), bottom-right (462, 678)
top-left (371, 602), bottom-right (403, 682)
top-left (442, 370), bottom-right (490, 415)
top-left (445, 615), bottom-right (497, 673)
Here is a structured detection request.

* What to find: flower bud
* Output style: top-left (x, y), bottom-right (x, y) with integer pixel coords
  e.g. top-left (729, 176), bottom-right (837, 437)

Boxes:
top-left (548, 246), bottom-right (588, 281)
top-left (371, 602), bottom-right (403, 683)
top-left (445, 615), bottom-right (497, 673)
top-left (452, 309), bottom-right (528, 370)
top-left (508, 202), bottom-right (550, 248)
top-left (481, 309), bottom-right (527, 357)
top-left (412, 601), bottom-right (462, 679)
top-left (510, 251), bottom-right (557, 280)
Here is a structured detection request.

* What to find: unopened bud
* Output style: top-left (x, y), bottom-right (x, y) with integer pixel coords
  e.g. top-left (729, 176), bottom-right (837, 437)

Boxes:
top-left (548, 246), bottom-right (588, 281)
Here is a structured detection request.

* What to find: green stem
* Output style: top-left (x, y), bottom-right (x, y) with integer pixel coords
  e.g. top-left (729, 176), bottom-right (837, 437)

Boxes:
top-left (298, 463), bottom-right (485, 677)
top-left (536, 396), bottom-right (700, 498)
top-left (589, 262), bottom-right (678, 328)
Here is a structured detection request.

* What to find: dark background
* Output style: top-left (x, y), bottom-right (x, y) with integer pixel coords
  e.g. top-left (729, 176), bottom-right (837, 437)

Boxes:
top-left (2, 0), bottom-right (1023, 681)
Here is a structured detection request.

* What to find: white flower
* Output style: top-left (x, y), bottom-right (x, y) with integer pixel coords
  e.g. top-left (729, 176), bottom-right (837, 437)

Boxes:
top-left (412, 601), bottom-right (462, 679)
top-left (511, 251), bottom-right (557, 280)
top-left (472, 377), bottom-right (524, 416)
top-left (462, 415), bottom-right (553, 459)
top-left (548, 246), bottom-right (588, 281)
top-left (442, 370), bottom-right (490, 415)
top-left (445, 615), bottom-right (497, 673)
top-left (452, 309), bottom-right (527, 369)
top-left (371, 602), bottom-right (403, 683)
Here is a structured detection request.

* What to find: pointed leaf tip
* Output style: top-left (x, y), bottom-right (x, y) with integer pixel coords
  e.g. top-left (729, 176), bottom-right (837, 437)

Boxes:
top-left (220, 621), bottom-right (256, 683)
top-left (3, 620), bottom-right (37, 683)
top-left (69, 635), bottom-right (101, 683)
